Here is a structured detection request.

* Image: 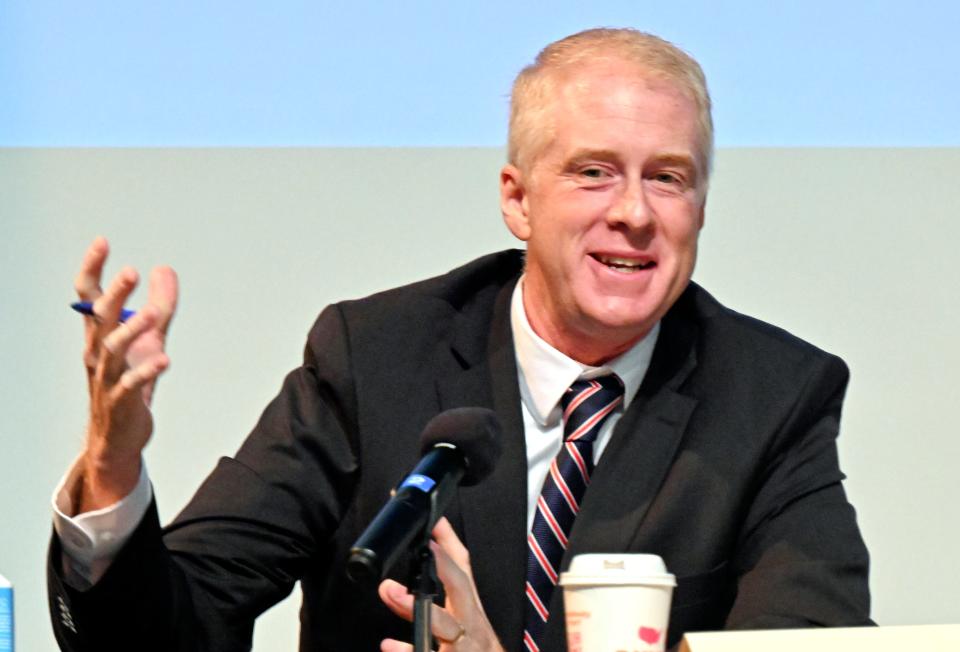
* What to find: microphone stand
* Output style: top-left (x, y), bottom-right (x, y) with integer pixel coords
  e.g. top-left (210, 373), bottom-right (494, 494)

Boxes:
top-left (410, 486), bottom-right (441, 652)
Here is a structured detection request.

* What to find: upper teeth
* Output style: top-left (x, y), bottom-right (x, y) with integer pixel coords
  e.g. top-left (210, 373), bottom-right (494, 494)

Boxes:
top-left (598, 255), bottom-right (647, 268)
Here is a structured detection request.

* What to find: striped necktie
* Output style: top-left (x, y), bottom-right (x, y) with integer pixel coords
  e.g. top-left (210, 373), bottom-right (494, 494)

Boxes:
top-left (523, 374), bottom-right (625, 652)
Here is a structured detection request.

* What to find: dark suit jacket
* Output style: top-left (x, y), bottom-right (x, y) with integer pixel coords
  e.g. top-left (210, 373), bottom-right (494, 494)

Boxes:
top-left (48, 249), bottom-right (871, 651)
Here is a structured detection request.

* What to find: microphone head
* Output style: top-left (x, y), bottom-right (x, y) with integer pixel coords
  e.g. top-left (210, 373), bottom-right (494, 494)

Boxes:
top-left (420, 407), bottom-right (502, 486)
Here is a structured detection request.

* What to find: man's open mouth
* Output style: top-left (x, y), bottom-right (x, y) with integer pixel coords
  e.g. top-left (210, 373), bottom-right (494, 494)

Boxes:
top-left (591, 254), bottom-right (656, 273)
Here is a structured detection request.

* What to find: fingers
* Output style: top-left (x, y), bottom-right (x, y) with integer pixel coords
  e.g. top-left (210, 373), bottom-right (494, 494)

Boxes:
top-left (101, 306), bottom-right (157, 356)
top-left (92, 296), bottom-right (171, 406)
top-left (77, 237), bottom-right (111, 369)
top-left (94, 304), bottom-right (170, 404)
top-left (147, 265), bottom-right (179, 334)
top-left (432, 519), bottom-right (483, 607)
top-left (379, 640), bottom-right (415, 652)
top-left (100, 305), bottom-right (159, 378)
top-left (117, 351), bottom-right (170, 394)
top-left (73, 238), bottom-right (178, 335)
top-left (81, 266), bottom-right (138, 371)
top-left (93, 266), bottom-right (139, 329)
top-left (378, 580), bottom-right (465, 643)
top-left (74, 236), bottom-right (109, 302)
top-left (74, 243), bottom-right (179, 379)
top-left (432, 518), bottom-right (473, 579)
top-left (431, 520), bottom-right (502, 651)
top-left (378, 579), bottom-right (413, 621)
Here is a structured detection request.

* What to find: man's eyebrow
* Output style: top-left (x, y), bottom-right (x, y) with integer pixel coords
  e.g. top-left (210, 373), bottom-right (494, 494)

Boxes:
top-left (651, 153), bottom-right (697, 170)
top-left (564, 150), bottom-right (700, 171)
top-left (564, 149), bottom-right (621, 166)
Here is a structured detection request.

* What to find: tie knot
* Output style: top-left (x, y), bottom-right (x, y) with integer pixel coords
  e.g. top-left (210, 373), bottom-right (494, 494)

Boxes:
top-left (560, 374), bottom-right (624, 443)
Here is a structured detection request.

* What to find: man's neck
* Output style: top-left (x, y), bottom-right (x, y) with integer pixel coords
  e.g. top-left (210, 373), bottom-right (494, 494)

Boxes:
top-left (521, 294), bottom-right (651, 366)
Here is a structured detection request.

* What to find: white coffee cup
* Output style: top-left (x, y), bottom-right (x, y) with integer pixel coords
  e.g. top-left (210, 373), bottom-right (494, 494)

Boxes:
top-left (559, 553), bottom-right (676, 652)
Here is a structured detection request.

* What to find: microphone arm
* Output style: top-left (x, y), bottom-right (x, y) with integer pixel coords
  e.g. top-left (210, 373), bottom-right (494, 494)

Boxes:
top-left (411, 467), bottom-right (444, 652)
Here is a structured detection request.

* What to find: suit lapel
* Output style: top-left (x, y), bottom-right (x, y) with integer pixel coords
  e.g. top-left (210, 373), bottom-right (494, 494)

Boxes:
top-left (542, 289), bottom-right (702, 649)
top-left (435, 279), bottom-right (528, 648)
top-left (568, 305), bottom-right (699, 554)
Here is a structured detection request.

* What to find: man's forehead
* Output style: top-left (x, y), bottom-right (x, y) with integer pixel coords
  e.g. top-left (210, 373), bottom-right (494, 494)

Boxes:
top-left (549, 67), bottom-right (699, 137)
top-left (556, 59), bottom-right (689, 104)
top-left (534, 60), bottom-right (708, 176)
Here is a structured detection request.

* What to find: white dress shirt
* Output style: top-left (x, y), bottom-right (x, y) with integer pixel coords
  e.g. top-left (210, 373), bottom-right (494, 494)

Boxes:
top-left (510, 277), bottom-right (659, 531)
top-left (52, 275), bottom-right (659, 584)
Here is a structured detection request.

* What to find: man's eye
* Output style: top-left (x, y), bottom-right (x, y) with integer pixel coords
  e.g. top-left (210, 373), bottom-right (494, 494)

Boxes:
top-left (581, 167), bottom-right (607, 178)
top-left (654, 172), bottom-right (680, 184)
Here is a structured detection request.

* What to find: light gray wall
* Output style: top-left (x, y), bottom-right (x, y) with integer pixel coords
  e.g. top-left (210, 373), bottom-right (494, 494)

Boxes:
top-left (1, 148), bottom-right (957, 649)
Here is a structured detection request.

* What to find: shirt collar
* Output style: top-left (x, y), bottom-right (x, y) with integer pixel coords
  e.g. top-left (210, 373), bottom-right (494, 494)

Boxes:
top-left (510, 276), bottom-right (660, 427)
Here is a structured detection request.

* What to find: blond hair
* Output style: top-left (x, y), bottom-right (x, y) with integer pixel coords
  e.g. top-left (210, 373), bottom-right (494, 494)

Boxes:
top-left (508, 28), bottom-right (713, 176)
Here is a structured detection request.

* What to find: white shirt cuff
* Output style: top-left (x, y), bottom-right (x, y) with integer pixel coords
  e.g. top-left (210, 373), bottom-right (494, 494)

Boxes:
top-left (51, 456), bottom-right (153, 587)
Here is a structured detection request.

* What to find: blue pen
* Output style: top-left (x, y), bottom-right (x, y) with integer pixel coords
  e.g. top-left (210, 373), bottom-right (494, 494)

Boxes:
top-left (70, 301), bottom-right (136, 323)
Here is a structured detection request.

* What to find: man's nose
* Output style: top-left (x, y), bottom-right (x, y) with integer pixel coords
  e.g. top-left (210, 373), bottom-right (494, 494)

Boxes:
top-left (606, 181), bottom-right (653, 231)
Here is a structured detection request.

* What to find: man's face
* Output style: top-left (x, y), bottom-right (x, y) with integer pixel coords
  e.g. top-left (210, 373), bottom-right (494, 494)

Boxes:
top-left (501, 60), bottom-right (708, 364)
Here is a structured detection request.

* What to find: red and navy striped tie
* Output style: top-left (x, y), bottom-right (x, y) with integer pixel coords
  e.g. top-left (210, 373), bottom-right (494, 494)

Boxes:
top-left (523, 374), bottom-right (625, 652)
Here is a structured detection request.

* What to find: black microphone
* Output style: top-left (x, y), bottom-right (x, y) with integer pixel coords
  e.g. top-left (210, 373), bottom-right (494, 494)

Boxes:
top-left (346, 407), bottom-right (502, 586)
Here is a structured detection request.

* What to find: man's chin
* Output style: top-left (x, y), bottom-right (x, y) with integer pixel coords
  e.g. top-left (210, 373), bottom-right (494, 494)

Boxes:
top-left (585, 298), bottom-right (661, 330)
top-left (569, 311), bottom-right (658, 361)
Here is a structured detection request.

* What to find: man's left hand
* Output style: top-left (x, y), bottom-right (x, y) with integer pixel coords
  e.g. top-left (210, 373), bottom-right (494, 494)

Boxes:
top-left (378, 518), bottom-right (505, 652)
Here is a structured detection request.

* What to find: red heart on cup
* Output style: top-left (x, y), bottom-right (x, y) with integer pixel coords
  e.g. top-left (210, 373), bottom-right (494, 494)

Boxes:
top-left (639, 627), bottom-right (661, 644)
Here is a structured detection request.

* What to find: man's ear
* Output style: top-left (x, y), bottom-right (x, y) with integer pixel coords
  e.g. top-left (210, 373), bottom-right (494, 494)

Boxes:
top-left (500, 164), bottom-right (531, 241)
top-left (697, 195), bottom-right (707, 230)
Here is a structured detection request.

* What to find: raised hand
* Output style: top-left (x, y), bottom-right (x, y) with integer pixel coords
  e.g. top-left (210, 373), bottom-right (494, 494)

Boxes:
top-left (73, 236), bottom-right (179, 512)
top-left (378, 518), bottom-right (505, 652)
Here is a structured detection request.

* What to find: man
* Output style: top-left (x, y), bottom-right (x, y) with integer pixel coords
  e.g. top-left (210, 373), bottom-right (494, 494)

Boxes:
top-left (49, 28), bottom-right (871, 651)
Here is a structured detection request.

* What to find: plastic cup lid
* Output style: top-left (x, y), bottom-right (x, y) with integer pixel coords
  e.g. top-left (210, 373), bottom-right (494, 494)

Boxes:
top-left (559, 553), bottom-right (676, 587)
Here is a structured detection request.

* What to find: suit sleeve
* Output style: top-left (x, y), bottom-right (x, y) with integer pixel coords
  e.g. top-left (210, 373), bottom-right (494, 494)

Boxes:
top-left (725, 354), bottom-right (872, 629)
top-left (47, 304), bottom-right (361, 652)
